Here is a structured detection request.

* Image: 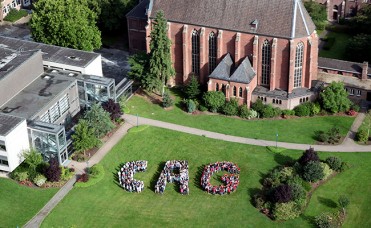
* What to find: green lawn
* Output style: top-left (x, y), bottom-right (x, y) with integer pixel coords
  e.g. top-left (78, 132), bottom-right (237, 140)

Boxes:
top-left (126, 94), bottom-right (355, 144)
top-left (42, 127), bottom-right (371, 227)
top-left (319, 31), bottom-right (352, 60)
top-left (0, 178), bottom-right (58, 227)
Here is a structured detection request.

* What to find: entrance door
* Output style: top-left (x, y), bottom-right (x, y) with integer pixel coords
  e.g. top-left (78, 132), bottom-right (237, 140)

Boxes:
top-left (60, 150), bottom-right (68, 164)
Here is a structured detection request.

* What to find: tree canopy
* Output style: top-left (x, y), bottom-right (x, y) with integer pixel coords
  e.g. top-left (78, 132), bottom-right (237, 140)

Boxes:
top-left (304, 0), bottom-right (327, 30)
top-left (352, 5), bottom-right (371, 34)
top-left (346, 34), bottom-right (371, 63)
top-left (83, 103), bottom-right (115, 138)
top-left (72, 119), bottom-right (101, 154)
top-left (30, 0), bottom-right (101, 51)
top-left (320, 82), bottom-right (351, 113)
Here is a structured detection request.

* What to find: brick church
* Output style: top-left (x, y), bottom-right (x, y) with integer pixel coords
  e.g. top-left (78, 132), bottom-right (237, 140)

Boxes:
top-left (127, 0), bottom-right (320, 109)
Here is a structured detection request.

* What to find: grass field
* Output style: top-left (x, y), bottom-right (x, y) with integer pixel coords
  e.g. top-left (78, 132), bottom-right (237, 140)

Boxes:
top-left (319, 32), bottom-right (352, 60)
top-left (126, 94), bottom-right (355, 144)
top-left (0, 178), bottom-right (58, 227)
top-left (42, 127), bottom-right (371, 227)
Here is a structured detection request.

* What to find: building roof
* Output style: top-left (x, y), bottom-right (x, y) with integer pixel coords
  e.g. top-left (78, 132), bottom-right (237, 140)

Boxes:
top-left (318, 57), bottom-right (370, 76)
top-left (0, 73), bottom-right (75, 120)
top-left (0, 113), bottom-right (25, 136)
top-left (230, 57), bottom-right (256, 84)
top-left (0, 36), bottom-right (100, 68)
top-left (209, 54), bottom-right (233, 81)
top-left (150, 0), bottom-right (316, 39)
top-left (318, 72), bottom-right (371, 90)
top-left (126, 0), bottom-right (150, 19)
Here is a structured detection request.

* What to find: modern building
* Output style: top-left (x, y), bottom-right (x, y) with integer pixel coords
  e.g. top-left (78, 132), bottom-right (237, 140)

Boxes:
top-left (0, 36), bottom-right (132, 172)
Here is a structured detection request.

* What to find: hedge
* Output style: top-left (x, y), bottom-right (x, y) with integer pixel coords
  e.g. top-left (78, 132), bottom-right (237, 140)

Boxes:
top-left (75, 164), bottom-right (105, 188)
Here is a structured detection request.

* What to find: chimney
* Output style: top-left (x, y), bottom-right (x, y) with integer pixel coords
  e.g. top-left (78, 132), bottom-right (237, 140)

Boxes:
top-left (362, 61), bottom-right (368, 80)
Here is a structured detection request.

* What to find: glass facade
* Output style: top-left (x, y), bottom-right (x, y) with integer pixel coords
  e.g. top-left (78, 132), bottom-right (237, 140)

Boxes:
top-left (77, 77), bottom-right (115, 107)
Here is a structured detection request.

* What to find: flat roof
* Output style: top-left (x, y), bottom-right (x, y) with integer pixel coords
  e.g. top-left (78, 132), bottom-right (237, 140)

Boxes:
top-left (0, 113), bottom-right (25, 136)
top-left (0, 73), bottom-right (75, 120)
top-left (0, 36), bottom-right (100, 68)
top-left (28, 120), bottom-right (64, 134)
top-left (45, 68), bottom-right (114, 85)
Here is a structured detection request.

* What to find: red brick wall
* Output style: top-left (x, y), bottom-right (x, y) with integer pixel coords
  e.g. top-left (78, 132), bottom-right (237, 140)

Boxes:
top-left (127, 18), bottom-right (147, 53)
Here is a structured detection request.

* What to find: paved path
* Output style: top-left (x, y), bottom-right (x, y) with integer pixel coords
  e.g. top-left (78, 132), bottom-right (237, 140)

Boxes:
top-left (123, 113), bottom-right (371, 152)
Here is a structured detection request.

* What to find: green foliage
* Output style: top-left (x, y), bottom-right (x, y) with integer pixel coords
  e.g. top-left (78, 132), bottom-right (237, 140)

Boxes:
top-left (72, 119), bottom-right (101, 154)
top-left (311, 102), bottom-right (321, 116)
top-left (289, 184), bottom-right (306, 202)
top-left (350, 103), bottom-right (360, 112)
top-left (294, 103), bottom-right (311, 117)
top-left (162, 91), bottom-right (174, 108)
top-left (12, 171), bottom-right (29, 182)
top-left (75, 164), bottom-right (105, 188)
top-left (356, 128), bottom-right (368, 143)
top-left (338, 195), bottom-right (350, 209)
top-left (252, 100), bottom-right (281, 118)
top-left (346, 34), bottom-right (371, 63)
top-left (251, 99), bottom-right (265, 115)
top-left (261, 105), bottom-right (276, 118)
top-left (84, 103), bottom-right (115, 138)
top-left (30, 0), bottom-right (101, 51)
top-left (186, 99), bottom-right (197, 113)
top-left (302, 161), bottom-right (325, 182)
top-left (238, 105), bottom-right (250, 119)
top-left (320, 162), bottom-right (333, 180)
top-left (128, 52), bottom-right (151, 89)
top-left (185, 75), bottom-right (201, 99)
top-left (33, 174), bottom-right (47, 187)
top-left (147, 11), bottom-right (175, 93)
top-left (315, 212), bottom-right (338, 228)
top-left (325, 156), bottom-right (343, 172)
top-left (60, 166), bottom-right (74, 181)
top-left (304, 0), bottom-right (327, 30)
top-left (198, 105), bottom-right (208, 112)
top-left (4, 9), bottom-right (28, 22)
top-left (202, 91), bottom-right (225, 113)
top-left (273, 201), bottom-right (301, 221)
top-left (22, 149), bottom-right (43, 175)
top-left (320, 82), bottom-right (351, 114)
top-left (222, 99), bottom-right (239, 116)
top-left (282, 109), bottom-right (295, 116)
top-left (351, 5), bottom-right (371, 34)
top-left (323, 37), bottom-right (335, 50)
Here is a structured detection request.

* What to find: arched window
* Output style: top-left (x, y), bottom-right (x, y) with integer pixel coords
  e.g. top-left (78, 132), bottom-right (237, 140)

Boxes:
top-left (216, 83), bottom-right (219, 91)
top-left (261, 40), bottom-right (271, 86)
top-left (233, 86), bottom-right (237, 96)
top-left (209, 32), bottom-right (217, 74)
top-left (294, 42), bottom-right (304, 88)
top-left (279, 100), bottom-right (282, 105)
top-left (221, 84), bottom-right (226, 95)
top-left (273, 99), bottom-right (276, 104)
top-left (192, 30), bottom-right (200, 75)
top-left (239, 87), bottom-right (243, 97)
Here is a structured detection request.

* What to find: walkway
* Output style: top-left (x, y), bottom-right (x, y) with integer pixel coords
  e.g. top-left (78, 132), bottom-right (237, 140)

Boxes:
top-left (123, 113), bottom-right (371, 152)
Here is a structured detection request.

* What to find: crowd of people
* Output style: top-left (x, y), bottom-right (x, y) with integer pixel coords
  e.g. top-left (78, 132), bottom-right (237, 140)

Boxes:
top-left (118, 160), bottom-right (148, 193)
top-left (155, 160), bottom-right (189, 195)
top-left (201, 161), bottom-right (240, 195)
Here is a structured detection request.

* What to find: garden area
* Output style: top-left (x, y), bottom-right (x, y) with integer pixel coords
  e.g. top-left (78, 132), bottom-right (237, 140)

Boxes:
top-left (319, 31), bottom-right (351, 60)
top-left (41, 127), bottom-right (371, 227)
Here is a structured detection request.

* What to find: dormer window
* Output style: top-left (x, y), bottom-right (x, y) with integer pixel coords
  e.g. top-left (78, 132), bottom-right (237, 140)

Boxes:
top-left (250, 19), bottom-right (258, 31)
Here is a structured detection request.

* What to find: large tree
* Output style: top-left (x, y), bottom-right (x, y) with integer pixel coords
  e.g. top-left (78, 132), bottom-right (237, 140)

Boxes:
top-left (320, 82), bottom-right (351, 113)
top-left (147, 11), bottom-right (175, 94)
top-left (30, 0), bottom-right (101, 51)
top-left (83, 103), bottom-right (115, 138)
top-left (352, 5), bottom-right (371, 34)
top-left (346, 34), bottom-right (371, 63)
top-left (72, 119), bottom-right (101, 155)
top-left (304, 0), bottom-right (327, 30)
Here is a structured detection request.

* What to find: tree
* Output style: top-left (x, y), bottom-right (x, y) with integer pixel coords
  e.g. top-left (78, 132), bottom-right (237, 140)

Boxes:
top-left (298, 147), bottom-right (319, 166)
top-left (22, 149), bottom-right (43, 177)
top-left (162, 91), bottom-right (174, 108)
top-left (102, 99), bottom-right (122, 121)
top-left (304, 0), bottom-right (327, 30)
top-left (320, 82), bottom-right (352, 113)
top-left (128, 52), bottom-right (152, 89)
top-left (302, 161), bottom-right (325, 182)
top-left (83, 103), bottom-right (115, 138)
top-left (202, 91), bottom-right (226, 113)
top-left (346, 34), bottom-right (371, 63)
top-left (185, 75), bottom-right (201, 99)
top-left (363, 110), bottom-right (371, 139)
top-left (352, 5), bottom-right (371, 34)
top-left (30, 0), bottom-right (101, 51)
top-left (72, 119), bottom-right (101, 155)
top-left (147, 11), bottom-right (175, 94)
top-left (44, 158), bottom-right (61, 182)
top-left (338, 195), bottom-right (350, 216)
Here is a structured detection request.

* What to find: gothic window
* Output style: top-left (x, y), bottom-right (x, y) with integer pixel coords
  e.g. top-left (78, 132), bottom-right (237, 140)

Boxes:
top-left (261, 40), bottom-right (271, 86)
top-left (209, 32), bottom-right (217, 74)
top-left (192, 30), bottom-right (200, 76)
top-left (216, 83), bottom-right (219, 91)
top-left (233, 86), bottom-right (237, 96)
top-left (239, 87), bottom-right (243, 97)
top-left (294, 42), bottom-right (304, 88)
top-left (221, 84), bottom-right (226, 95)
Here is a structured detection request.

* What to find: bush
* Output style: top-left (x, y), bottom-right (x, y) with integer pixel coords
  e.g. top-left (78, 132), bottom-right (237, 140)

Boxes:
top-left (315, 127), bottom-right (341, 144)
top-left (272, 184), bottom-right (293, 203)
top-left (184, 75), bottom-right (200, 99)
top-left (75, 164), bottom-right (105, 188)
top-left (198, 105), bottom-right (208, 112)
top-left (261, 105), bottom-right (276, 118)
top-left (238, 105), bottom-right (250, 119)
top-left (253, 194), bottom-right (266, 210)
top-left (294, 103), bottom-right (311, 117)
top-left (325, 156), bottom-right (342, 172)
top-left (315, 212), bottom-right (337, 228)
top-left (162, 91), bottom-right (174, 108)
top-left (4, 9), bottom-right (28, 22)
top-left (289, 184), bottom-right (306, 202)
top-left (298, 148), bottom-right (320, 166)
top-left (323, 37), bottom-right (335, 50)
top-left (186, 99), bottom-right (197, 113)
top-left (315, 130), bottom-right (329, 143)
top-left (102, 99), bottom-right (122, 121)
top-left (44, 158), bottom-right (61, 182)
top-left (60, 166), bottom-right (74, 181)
top-left (251, 99), bottom-right (265, 115)
top-left (282, 109), bottom-right (295, 116)
top-left (310, 102), bottom-right (321, 116)
top-left (356, 128), bottom-right (368, 143)
top-left (302, 161), bottom-right (325, 182)
top-left (273, 202), bottom-right (301, 220)
top-left (350, 103), bottom-right (360, 112)
top-left (33, 174), bottom-right (47, 187)
top-left (77, 173), bottom-right (89, 183)
top-left (222, 99), bottom-right (239, 116)
top-left (320, 162), bottom-right (333, 180)
top-left (12, 171), bottom-right (29, 182)
top-left (202, 91), bottom-right (225, 113)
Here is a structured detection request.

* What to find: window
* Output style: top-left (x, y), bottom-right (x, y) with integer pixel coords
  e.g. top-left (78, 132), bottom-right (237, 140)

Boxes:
top-left (59, 94), bottom-right (69, 115)
top-left (191, 30), bottom-right (200, 75)
top-left (0, 156), bottom-right (8, 166)
top-left (239, 87), bottom-right (243, 97)
top-left (221, 84), bottom-right (226, 95)
top-left (357, 90), bottom-right (361, 96)
top-left (49, 103), bottom-right (61, 123)
top-left (233, 86), bottom-right (237, 96)
top-left (209, 32), bottom-right (217, 74)
top-left (11, 0), bottom-right (16, 8)
top-left (40, 111), bottom-right (51, 123)
top-left (294, 42), bottom-right (304, 88)
top-left (261, 40), bottom-right (271, 86)
top-left (350, 89), bottom-right (354, 95)
top-left (216, 83), bottom-right (219, 91)
top-left (0, 141), bottom-right (6, 151)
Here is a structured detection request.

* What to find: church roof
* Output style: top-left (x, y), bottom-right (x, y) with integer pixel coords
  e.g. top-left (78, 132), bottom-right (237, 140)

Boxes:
top-left (150, 0), bottom-right (316, 39)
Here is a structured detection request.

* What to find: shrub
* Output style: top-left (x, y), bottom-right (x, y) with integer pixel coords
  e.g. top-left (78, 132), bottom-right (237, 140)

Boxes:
top-left (184, 75), bottom-right (200, 99)
top-left (310, 102), bottom-right (321, 116)
top-left (249, 109), bottom-right (258, 119)
top-left (298, 147), bottom-right (320, 166)
top-left (294, 103), bottom-right (311, 117)
top-left (302, 161), bottom-right (325, 182)
top-left (77, 173), bottom-right (89, 183)
top-left (325, 156), bottom-right (342, 172)
top-left (347, 109), bottom-right (357, 116)
top-left (202, 91), bottom-right (225, 113)
top-left (273, 202), bottom-right (301, 220)
top-left (186, 99), bottom-right (197, 113)
top-left (4, 9), bottom-right (28, 22)
top-left (356, 128), bottom-right (368, 143)
top-left (288, 175), bottom-right (312, 192)
top-left (222, 99), bottom-right (239, 116)
top-left (315, 130), bottom-right (329, 143)
top-left (75, 164), bottom-right (105, 188)
top-left (33, 174), bottom-right (47, 187)
top-left (102, 99), bottom-right (122, 121)
top-left (282, 109), bottom-right (295, 116)
top-left (261, 105), bottom-right (276, 118)
top-left (350, 103), bottom-right (360, 112)
top-left (238, 105), bottom-right (250, 119)
top-left (162, 91), bottom-right (174, 108)
top-left (320, 82), bottom-right (351, 114)
top-left (320, 162), bottom-right (333, 180)
top-left (338, 195), bottom-right (350, 210)
top-left (289, 184), bottom-right (306, 202)
top-left (315, 212), bottom-right (337, 228)
top-left (251, 99), bottom-right (265, 115)
top-left (198, 105), bottom-right (208, 112)
top-left (253, 194), bottom-right (266, 210)
top-left (44, 158), bottom-right (62, 182)
top-left (265, 166), bottom-right (294, 188)
top-left (328, 127), bottom-right (341, 144)
top-left (13, 171), bottom-right (29, 182)
top-left (272, 184), bottom-right (293, 203)
top-left (60, 166), bottom-right (74, 181)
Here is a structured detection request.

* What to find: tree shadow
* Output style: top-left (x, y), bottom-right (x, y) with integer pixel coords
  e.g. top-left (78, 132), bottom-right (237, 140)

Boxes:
top-left (301, 214), bottom-right (316, 226)
top-left (149, 161), bottom-right (166, 192)
top-left (247, 188), bottom-right (261, 206)
top-left (317, 196), bottom-right (338, 208)
top-left (274, 153), bottom-right (295, 166)
top-left (193, 165), bottom-right (205, 190)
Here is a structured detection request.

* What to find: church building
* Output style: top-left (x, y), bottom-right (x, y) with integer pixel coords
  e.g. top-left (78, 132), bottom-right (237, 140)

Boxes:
top-left (127, 0), bottom-right (319, 109)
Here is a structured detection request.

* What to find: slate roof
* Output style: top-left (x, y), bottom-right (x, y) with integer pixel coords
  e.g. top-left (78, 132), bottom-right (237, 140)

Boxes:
top-left (126, 0), bottom-right (150, 19)
top-left (150, 0), bottom-right (316, 39)
top-left (0, 113), bottom-right (25, 136)
top-left (318, 57), bottom-right (370, 75)
top-left (209, 53), bottom-right (256, 84)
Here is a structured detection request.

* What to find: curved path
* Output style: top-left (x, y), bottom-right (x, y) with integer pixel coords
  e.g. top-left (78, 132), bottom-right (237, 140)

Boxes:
top-left (124, 113), bottom-right (371, 152)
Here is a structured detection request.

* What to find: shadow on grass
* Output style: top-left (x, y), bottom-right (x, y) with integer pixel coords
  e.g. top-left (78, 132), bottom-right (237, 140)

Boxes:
top-left (247, 188), bottom-right (261, 207)
top-left (274, 153), bottom-right (295, 166)
top-left (149, 161), bottom-right (166, 193)
top-left (301, 214), bottom-right (316, 226)
top-left (112, 163), bottom-right (126, 188)
top-left (317, 196), bottom-right (338, 208)
top-left (193, 165), bottom-right (205, 190)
